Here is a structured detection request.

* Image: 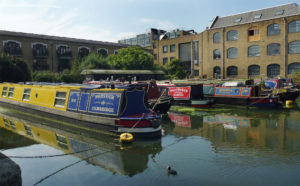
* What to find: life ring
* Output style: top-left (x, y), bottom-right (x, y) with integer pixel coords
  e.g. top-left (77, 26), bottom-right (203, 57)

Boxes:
top-left (120, 133), bottom-right (133, 143)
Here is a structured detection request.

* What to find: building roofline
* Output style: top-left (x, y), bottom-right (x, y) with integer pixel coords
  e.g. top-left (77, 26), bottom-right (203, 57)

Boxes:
top-left (209, 12), bottom-right (300, 30)
top-left (217, 3), bottom-right (298, 19)
top-left (0, 30), bottom-right (126, 47)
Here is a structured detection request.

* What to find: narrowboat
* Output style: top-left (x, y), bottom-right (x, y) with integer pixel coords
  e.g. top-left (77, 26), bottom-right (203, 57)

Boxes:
top-left (158, 84), bottom-right (213, 108)
top-left (85, 80), bottom-right (174, 114)
top-left (206, 85), bottom-right (282, 108)
top-left (0, 82), bottom-right (162, 138)
top-left (255, 78), bottom-right (300, 102)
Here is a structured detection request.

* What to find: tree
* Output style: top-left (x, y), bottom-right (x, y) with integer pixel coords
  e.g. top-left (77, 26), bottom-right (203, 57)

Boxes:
top-left (0, 54), bottom-right (31, 83)
top-left (165, 58), bottom-right (187, 79)
top-left (79, 53), bottom-right (110, 72)
top-left (108, 46), bottom-right (154, 70)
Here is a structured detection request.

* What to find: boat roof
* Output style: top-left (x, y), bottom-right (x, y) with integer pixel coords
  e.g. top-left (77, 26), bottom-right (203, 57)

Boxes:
top-left (80, 69), bottom-right (165, 75)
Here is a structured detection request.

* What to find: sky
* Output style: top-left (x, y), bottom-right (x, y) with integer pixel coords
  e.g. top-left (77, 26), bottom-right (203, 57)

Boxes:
top-left (0, 0), bottom-right (299, 42)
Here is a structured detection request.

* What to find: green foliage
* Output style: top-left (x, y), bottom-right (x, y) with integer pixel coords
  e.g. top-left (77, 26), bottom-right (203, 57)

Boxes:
top-left (0, 53), bottom-right (31, 83)
top-left (32, 71), bottom-right (56, 82)
top-left (165, 58), bottom-right (187, 79)
top-left (79, 53), bottom-right (110, 72)
top-left (108, 46), bottom-right (154, 70)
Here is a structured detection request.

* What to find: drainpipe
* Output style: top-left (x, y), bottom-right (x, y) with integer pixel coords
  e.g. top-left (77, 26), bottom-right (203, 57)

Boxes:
top-left (222, 27), bottom-right (225, 79)
top-left (283, 17), bottom-right (287, 78)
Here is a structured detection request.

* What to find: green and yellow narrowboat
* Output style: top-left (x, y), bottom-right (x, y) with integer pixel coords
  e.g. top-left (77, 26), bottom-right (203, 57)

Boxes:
top-left (0, 83), bottom-right (161, 138)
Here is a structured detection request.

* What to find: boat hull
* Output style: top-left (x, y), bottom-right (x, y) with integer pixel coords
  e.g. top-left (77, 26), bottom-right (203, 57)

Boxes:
top-left (0, 97), bottom-right (162, 138)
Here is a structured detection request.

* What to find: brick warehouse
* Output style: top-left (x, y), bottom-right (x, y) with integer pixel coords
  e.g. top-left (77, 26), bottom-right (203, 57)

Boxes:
top-left (0, 30), bottom-right (127, 72)
top-left (120, 3), bottom-right (300, 79)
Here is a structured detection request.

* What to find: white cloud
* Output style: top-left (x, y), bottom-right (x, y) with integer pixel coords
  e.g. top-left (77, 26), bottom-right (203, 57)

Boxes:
top-left (0, 0), bottom-right (118, 42)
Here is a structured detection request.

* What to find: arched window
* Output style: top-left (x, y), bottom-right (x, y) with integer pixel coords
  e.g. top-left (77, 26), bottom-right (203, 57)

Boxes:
top-left (267, 24), bottom-right (280, 36)
top-left (267, 43), bottom-right (280, 56)
top-left (248, 65), bottom-right (260, 77)
top-left (267, 64), bottom-right (280, 78)
top-left (213, 66), bottom-right (221, 78)
top-left (289, 20), bottom-right (300, 33)
top-left (227, 66), bottom-right (238, 77)
top-left (56, 45), bottom-right (72, 58)
top-left (227, 30), bottom-right (238, 41)
top-left (288, 62), bottom-right (300, 74)
top-left (213, 49), bottom-right (221, 60)
top-left (3, 40), bottom-right (22, 56)
top-left (213, 32), bottom-right (220, 43)
top-left (32, 42), bottom-right (48, 58)
top-left (248, 45), bottom-right (260, 57)
top-left (97, 48), bottom-right (108, 57)
top-left (288, 41), bottom-right (300, 54)
top-left (78, 46), bottom-right (90, 58)
top-left (227, 47), bottom-right (237, 59)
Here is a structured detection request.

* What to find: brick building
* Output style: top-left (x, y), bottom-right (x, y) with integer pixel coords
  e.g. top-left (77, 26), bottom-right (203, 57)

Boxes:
top-left (120, 3), bottom-right (300, 79)
top-left (0, 30), bottom-right (127, 72)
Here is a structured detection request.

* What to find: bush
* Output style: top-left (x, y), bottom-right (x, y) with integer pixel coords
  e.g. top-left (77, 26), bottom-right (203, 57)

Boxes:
top-left (165, 58), bottom-right (187, 79)
top-left (32, 71), bottom-right (56, 82)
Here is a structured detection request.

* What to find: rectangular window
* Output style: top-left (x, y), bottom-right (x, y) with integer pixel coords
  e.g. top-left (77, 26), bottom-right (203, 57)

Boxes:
top-left (163, 58), bottom-right (168, 65)
top-left (8, 87), bottom-right (14, 98)
top-left (170, 44), bottom-right (176, 52)
top-left (234, 18), bottom-right (242, 23)
top-left (2, 87), bottom-right (7, 97)
top-left (4, 118), bottom-right (9, 128)
top-left (254, 14), bottom-right (262, 19)
top-left (163, 45), bottom-right (168, 53)
top-left (22, 88), bottom-right (31, 101)
top-left (275, 10), bottom-right (284, 16)
top-left (55, 91), bottom-right (67, 107)
top-left (153, 42), bottom-right (157, 49)
top-left (194, 70), bottom-right (199, 76)
top-left (154, 54), bottom-right (157, 60)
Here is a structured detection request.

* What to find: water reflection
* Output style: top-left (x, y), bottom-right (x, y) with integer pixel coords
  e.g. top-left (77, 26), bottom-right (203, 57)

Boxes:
top-left (0, 109), bottom-right (162, 177)
top-left (167, 110), bottom-right (300, 154)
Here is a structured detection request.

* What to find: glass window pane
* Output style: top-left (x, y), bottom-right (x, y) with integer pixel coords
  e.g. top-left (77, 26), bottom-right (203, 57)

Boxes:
top-left (288, 63), bottom-right (300, 74)
top-left (213, 32), bottom-right (220, 43)
top-left (227, 66), bottom-right (238, 77)
top-left (227, 48), bottom-right (237, 59)
top-left (213, 49), bottom-right (221, 60)
top-left (248, 65), bottom-right (260, 76)
top-left (267, 43), bottom-right (280, 56)
top-left (227, 30), bottom-right (238, 41)
top-left (267, 64), bottom-right (280, 78)
top-left (170, 44), bottom-right (176, 52)
top-left (289, 41), bottom-right (300, 54)
top-left (2, 87), bottom-right (7, 97)
top-left (268, 24), bottom-right (280, 36)
top-left (248, 45), bottom-right (260, 57)
top-left (289, 20), bottom-right (300, 33)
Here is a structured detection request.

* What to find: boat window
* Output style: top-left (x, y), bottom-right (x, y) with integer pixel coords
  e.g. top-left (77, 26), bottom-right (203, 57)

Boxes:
top-left (3, 118), bottom-right (9, 128)
top-left (8, 87), bottom-right (14, 98)
top-left (55, 91), bottom-right (67, 107)
top-left (9, 120), bottom-right (16, 130)
top-left (24, 125), bottom-right (33, 137)
top-left (56, 133), bottom-right (69, 150)
top-left (22, 88), bottom-right (31, 101)
top-left (2, 87), bottom-right (7, 97)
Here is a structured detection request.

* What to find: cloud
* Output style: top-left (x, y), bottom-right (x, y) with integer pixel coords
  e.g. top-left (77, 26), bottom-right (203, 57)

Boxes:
top-left (0, 0), bottom-right (119, 42)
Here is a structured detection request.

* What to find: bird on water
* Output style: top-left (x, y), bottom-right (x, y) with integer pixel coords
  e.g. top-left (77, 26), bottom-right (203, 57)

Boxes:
top-left (167, 166), bottom-right (177, 175)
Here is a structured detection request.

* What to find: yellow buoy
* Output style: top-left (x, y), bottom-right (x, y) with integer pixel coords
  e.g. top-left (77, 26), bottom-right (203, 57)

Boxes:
top-left (120, 133), bottom-right (133, 143)
top-left (286, 100), bottom-right (293, 106)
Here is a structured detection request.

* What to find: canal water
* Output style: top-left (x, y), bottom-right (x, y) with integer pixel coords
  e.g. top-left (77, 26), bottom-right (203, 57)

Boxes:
top-left (1, 100), bottom-right (300, 186)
